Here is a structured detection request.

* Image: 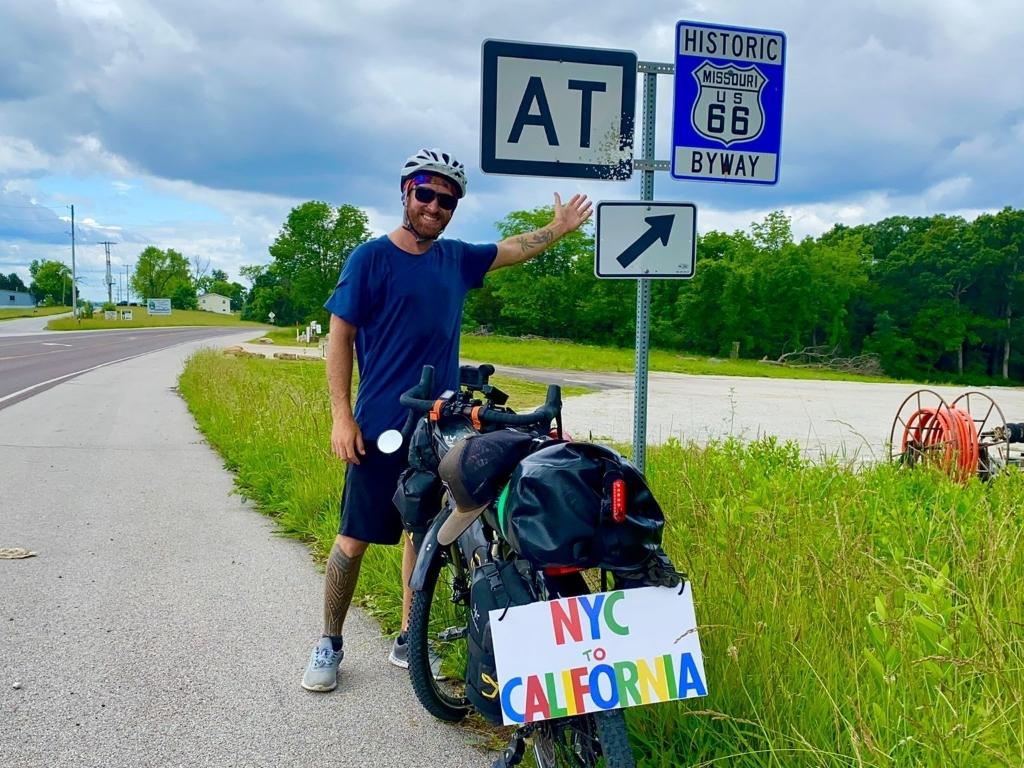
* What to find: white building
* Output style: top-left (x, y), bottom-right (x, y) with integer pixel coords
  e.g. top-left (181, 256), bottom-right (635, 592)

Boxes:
top-left (198, 292), bottom-right (231, 314)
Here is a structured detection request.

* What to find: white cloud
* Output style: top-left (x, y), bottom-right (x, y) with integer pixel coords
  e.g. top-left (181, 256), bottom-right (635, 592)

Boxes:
top-left (0, 0), bottom-right (1022, 286)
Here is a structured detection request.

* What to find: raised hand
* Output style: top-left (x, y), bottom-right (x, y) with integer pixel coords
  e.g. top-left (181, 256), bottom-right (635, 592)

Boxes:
top-left (552, 192), bottom-right (593, 235)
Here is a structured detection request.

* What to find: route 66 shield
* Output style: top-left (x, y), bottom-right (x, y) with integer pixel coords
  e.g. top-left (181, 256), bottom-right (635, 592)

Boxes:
top-left (691, 62), bottom-right (766, 146)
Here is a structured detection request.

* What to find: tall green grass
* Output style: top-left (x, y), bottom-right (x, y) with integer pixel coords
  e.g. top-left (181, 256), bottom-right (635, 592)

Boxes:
top-left (179, 351), bottom-right (1022, 767)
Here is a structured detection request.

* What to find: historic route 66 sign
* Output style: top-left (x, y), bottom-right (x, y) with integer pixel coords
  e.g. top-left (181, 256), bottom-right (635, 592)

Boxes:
top-left (691, 62), bottom-right (765, 146)
top-left (671, 21), bottom-right (786, 184)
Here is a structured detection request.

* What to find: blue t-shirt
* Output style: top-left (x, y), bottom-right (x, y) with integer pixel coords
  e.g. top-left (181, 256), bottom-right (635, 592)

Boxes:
top-left (324, 235), bottom-right (497, 439)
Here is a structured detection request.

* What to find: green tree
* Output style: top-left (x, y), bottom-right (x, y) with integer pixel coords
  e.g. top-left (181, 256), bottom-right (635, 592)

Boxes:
top-left (973, 207), bottom-right (1024, 378)
top-left (131, 247), bottom-right (193, 304)
top-left (751, 209), bottom-right (793, 254)
top-left (468, 205), bottom-right (602, 341)
top-left (0, 272), bottom-right (28, 292)
top-left (675, 228), bottom-right (759, 355)
top-left (28, 259), bottom-right (73, 305)
top-left (170, 280), bottom-right (198, 310)
top-left (868, 215), bottom-right (984, 376)
top-left (267, 201), bottom-right (372, 324)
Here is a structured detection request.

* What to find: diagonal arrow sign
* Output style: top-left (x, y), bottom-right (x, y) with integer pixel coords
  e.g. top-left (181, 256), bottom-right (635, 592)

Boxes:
top-left (616, 214), bottom-right (675, 267)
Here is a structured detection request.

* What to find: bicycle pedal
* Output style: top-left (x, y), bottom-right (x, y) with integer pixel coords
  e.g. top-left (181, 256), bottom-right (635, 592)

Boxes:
top-left (494, 730), bottom-right (527, 767)
top-left (437, 626), bottom-right (467, 642)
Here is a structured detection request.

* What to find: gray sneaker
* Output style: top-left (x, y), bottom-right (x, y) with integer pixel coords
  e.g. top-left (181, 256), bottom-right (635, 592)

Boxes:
top-left (301, 636), bottom-right (344, 692)
top-left (389, 635), bottom-right (446, 680)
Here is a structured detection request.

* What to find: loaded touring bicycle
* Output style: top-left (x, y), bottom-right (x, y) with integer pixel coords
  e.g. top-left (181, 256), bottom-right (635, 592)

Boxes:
top-left (382, 364), bottom-right (704, 768)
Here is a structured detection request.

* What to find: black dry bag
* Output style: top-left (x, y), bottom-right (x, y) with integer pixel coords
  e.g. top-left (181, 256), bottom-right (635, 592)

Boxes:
top-left (498, 441), bottom-right (665, 572)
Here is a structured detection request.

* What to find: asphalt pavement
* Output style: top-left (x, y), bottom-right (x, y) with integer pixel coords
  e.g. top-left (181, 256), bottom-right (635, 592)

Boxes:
top-left (0, 326), bottom-right (269, 409)
top-left (1, 331), bottom-right (492, 768)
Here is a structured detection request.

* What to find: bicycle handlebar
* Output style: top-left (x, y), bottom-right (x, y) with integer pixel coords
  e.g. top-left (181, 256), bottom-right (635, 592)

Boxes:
top-left (398, 365), bottom-right (562, 444)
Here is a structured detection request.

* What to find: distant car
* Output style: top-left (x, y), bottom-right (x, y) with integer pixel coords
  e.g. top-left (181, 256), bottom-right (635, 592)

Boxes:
top-left (117, 301), bottom-right (127, 306)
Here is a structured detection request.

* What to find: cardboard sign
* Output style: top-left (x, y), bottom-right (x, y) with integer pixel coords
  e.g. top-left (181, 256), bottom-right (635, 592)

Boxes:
top-left (490, 584), bottom-right (707, 725)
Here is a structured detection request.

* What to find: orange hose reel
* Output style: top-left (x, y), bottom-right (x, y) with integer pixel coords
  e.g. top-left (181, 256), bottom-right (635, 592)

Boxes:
top-left (900, 404), bottom-right (980, 481)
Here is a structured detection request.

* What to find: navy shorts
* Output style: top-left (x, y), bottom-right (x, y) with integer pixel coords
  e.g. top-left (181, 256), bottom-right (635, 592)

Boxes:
top-left (338, 442), bottom-right (409, 545)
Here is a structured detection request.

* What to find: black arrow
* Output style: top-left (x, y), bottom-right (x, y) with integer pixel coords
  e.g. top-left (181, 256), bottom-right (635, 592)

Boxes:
top-left (616, 214), bottom-right (675, 268)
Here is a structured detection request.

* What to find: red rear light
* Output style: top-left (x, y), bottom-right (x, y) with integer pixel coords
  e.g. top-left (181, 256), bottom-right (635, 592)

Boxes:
top-left (611, 478), bottom-right (627, 522)
top-left (544, 565), bottom-right (585, 576)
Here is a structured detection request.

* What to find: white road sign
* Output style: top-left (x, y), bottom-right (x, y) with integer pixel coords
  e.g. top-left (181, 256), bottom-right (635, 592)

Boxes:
top-left (596, 202), bottom-right (697, 279)
top-left (481, 39), bottom-right (637, 180)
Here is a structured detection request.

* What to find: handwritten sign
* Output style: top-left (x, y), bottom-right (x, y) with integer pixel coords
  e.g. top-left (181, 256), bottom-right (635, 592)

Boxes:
top-left (490, 584), bottom-right (707, 725)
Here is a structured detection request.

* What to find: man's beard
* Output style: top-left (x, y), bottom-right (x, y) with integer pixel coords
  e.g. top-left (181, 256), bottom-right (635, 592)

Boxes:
top-left (409, 208), bottom-right (447, 238)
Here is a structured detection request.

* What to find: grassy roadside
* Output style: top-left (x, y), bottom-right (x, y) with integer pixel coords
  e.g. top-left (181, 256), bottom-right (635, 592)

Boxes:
top-left (48, 309), bottom-right (267, 330)
top-left (179, 350), bottom-right (1022, 767)
top-left (0, 306), bottom-right (70, 321)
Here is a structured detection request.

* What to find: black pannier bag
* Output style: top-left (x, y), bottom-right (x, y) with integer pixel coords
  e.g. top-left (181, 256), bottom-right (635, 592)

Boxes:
top-left (466, 556), bottom-right (535, 725)
top-left (498, 441), bottom-right (665, 572)
top-left (392, 468), bottom-right (443, 536)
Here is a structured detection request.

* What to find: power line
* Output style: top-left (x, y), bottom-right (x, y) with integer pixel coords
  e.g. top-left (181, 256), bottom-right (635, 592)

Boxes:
top-left (0, 202), bottom-right (69, 210)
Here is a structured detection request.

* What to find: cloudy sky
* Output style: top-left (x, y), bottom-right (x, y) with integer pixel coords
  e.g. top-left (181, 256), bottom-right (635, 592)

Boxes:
top-left (1, 0), bottom-right (1021, 302)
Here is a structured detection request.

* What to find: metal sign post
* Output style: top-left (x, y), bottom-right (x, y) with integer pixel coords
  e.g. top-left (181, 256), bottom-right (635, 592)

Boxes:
top-left (631, 61), bottom-right (674, 473)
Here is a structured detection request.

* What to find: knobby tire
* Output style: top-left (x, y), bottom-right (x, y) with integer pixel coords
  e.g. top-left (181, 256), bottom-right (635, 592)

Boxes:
top-left (407, 548), bottom-right (470, 723)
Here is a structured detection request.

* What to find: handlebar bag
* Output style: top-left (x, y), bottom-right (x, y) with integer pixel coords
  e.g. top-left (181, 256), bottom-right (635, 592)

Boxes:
top-left (407, 418), bottom-right (440, 472)
top-left (499, 442), bottom-right (665, 571)
top-left (466, 556), bottom-right (536, 725)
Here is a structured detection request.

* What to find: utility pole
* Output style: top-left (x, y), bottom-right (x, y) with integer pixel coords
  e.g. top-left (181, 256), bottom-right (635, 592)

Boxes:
top-left (125, 263), bottom-right (133, 305)
top-left (100, 241), bottom-right (116, 304)
top-left (70, 204), bottom-right (78, 317)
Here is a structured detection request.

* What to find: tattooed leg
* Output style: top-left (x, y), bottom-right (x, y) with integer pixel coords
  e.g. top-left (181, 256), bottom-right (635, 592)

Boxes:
top-left (323, 542), bottom-right (364, 637)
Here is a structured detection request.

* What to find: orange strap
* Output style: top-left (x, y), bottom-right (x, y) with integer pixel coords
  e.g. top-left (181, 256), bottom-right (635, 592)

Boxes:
top-left (429, 399), bottom-right (444, 422)
top-left (471, 406), bottom-right (483, 431)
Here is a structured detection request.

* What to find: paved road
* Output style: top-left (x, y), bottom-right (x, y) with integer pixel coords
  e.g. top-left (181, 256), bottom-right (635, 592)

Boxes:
top-left (0, 326), bottom-right (261, 410)
top-left (1, 332), bottom-right (491, 768)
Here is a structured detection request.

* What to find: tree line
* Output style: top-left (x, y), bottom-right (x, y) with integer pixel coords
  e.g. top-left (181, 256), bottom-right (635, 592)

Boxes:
top-left (241, 201), bottom-right (1024, 381)
top-left (24, 247), bottom-right (247, 311)
top-left (20, 199), bottom-right (1024, 382)
top-left (467, 205), bottom-right (1024, 381)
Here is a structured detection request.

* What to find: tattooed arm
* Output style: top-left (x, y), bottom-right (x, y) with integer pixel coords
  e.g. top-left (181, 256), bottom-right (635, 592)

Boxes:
top-left (490, 192), bottom-right (593, 271)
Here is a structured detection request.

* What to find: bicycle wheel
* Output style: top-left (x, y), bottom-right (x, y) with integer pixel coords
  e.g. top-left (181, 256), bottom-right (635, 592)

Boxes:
top-left (532, 710), bottom-right (636, 768)
top-left (406, 543), bottom-right (472, 722)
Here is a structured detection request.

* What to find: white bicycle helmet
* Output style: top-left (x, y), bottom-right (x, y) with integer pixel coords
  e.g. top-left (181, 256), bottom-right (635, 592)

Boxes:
top-left (400, 148), bottom-right (468, 198)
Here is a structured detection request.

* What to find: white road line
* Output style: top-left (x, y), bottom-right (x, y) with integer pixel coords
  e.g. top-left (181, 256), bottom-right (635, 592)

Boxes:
top-left (41, 342), bottom-right (73, 347)
top-left (0, 332), bottom-right (222, 406)
top-left (0, 353), bottom-right (148, 405)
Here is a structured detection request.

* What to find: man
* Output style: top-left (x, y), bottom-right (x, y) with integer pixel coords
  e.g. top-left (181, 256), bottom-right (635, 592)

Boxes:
top-left (302, 148), bottom-right (592, 692)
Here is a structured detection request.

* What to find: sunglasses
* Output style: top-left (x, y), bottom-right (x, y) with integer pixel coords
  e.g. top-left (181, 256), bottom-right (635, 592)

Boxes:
top-left (412, 186), bottom-right (458, 211)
